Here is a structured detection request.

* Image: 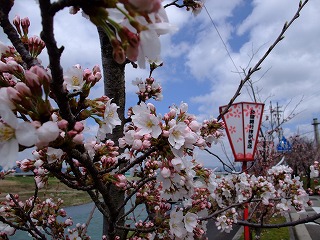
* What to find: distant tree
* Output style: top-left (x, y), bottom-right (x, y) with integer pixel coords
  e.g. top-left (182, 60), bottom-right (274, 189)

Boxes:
top-left (286, 135), bottom-right (320, 189)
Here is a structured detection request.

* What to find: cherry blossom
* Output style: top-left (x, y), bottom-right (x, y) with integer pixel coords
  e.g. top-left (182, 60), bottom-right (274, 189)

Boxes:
top-left (169, 209), bottom-right (188, 239)
top-left (127, 0), bottom-right (162, 13)
top-left (131, 106), bottom-right (162, 138)
top-left (64, 65), bottom-right (85, 91)
top-left (184, 212), bottom-right (198, 232)
top-left (97, 99), bottom-right (121, 140)
top-left (46, 147), bottom-right (64, 164)
top-left (0, 2), bottom-right (316, 239)
top-left (0, 222), bottom-right (15, 236)
top-left (168, 121), bottom-right (188, 150)
top-left (36, 121), bottom-right (60, 146)
top-left (0, 104), bottom-right (38, 170)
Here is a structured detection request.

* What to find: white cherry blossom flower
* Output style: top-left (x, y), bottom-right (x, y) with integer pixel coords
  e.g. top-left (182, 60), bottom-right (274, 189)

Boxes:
top-left (0, 104), bottom-right (38, 170)
top-left (64, 65), bottom-right (84, 91)
top-left (168, 121), bottom-right (188, 149)
top-left (0, 222), bottom-right (15, 236)
top-left (132, 112), bottom-right (161, 138)
top-left (184, 212), bottom-right (198, 232)
top-left (276, 198), bottom-right (291, 212)
top-left (0, 88), bottom-right (15, 109)
top-left (37, 121), bottom-right (60, 146)
top-left (310, 165), bottom-right (319, 178)
top-left (131, 103), bottom-right (161, 138)
top-left (46, 147), bottom-right (64, 164)
top-left (97, 99), bottom-right (121, 140)
top-left (169, 209), bottom-right (187, 238)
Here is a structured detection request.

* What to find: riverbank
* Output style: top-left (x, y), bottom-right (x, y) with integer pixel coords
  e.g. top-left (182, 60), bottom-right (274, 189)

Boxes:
top-left (0, 176), bottom-right (92, 207)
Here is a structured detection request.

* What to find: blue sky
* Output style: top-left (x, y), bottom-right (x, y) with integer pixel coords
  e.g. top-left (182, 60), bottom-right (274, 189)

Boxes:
top-left (1, 0), bottom-right (320, 167)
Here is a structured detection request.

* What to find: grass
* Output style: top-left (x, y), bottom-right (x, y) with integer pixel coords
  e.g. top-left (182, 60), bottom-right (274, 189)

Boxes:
top-left (239, 215), bottom-right (290, 240)
top-left (0, 175), bottom-right (92, 207)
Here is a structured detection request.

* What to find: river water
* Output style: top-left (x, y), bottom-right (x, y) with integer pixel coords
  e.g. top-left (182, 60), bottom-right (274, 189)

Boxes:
top-left (10, 202), bottom-right (103, 239)
top-left (9, 202), bottom-right (236, 240)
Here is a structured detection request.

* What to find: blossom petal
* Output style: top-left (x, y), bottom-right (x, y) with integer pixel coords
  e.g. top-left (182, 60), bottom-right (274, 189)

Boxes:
top-left (37, 121), bottom-right (60, 143)
top-left (15, 122), bottom-right (38, 146)
top-left (0, 222), bottom-right (15, 235)
top-left (0, 139), bottom-right (19, 170)
top-left (0, 103), bottom-right (17, 128)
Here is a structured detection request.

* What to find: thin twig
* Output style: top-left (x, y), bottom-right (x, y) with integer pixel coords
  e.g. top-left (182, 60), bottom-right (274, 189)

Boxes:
top-left (217, 0), bottom-right (309, 121)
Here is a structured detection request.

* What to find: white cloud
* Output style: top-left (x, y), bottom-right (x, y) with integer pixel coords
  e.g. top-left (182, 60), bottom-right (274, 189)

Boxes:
top-left (178, 0), bottom-right (320, 140)
top-left (2, 0), bottom-right (320, 166)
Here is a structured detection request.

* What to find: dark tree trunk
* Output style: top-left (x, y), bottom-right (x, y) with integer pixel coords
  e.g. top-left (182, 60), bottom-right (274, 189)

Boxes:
top-left (97, 26), bottom-right (126, 239)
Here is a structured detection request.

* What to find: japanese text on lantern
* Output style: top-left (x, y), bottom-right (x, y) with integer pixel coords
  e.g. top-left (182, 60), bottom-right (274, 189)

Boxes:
top-left (247, 109), bottom-right (255, 149)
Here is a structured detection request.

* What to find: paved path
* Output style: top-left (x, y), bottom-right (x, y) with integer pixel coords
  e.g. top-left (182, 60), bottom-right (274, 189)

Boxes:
top-left (291, 195), bottom-right (320, 240)
top-left (206, 219), bottom-right (241, 240)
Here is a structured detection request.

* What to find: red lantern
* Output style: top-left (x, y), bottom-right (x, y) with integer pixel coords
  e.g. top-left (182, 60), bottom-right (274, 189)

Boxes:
top-left (219, 102), bottom-right (264, 162)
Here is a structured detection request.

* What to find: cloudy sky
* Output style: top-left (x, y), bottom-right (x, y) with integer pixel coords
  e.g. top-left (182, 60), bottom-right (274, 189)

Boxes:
top-left (1, 0), bottom-right (320, 167)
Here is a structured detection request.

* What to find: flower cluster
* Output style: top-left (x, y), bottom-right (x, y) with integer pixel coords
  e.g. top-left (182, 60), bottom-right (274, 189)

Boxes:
top-left (0, 195), bottom-right (77, 238)
top-left (132, 77), bottom-right (163, 102)
top-left (12, 15), bottom-right (45, 58)
top-left (63, 64), bottom-right (101, 92)
top-left (69, 0), bottom-right (176, 67)
top-left (0, 2), bottom-right (316, 239)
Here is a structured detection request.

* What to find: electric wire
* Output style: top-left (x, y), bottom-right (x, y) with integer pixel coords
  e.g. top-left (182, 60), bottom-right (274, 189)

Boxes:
top-left (203, 4), bottom-right (242, 80)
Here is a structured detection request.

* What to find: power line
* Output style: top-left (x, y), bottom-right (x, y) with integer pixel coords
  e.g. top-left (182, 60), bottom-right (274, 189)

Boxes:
top-left (203, 4), bottom-right (241, 79)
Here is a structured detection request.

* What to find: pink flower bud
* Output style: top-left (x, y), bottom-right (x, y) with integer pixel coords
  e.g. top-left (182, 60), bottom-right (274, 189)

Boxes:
top-left (114, 174), bottom-right (127, 189)
top-left (28, 36), bottom-right (45, 57)
top-left (168, 108), bottom-right (176, 118)
top-left (59, 209), bottom-right (67, 217)
top-left (189, 120), bottom-right (201, 132)
top-left (162, 130), bottom-right (169, 137)
top-left (29, 66), bottom-right (51, 84)
top-left (21, 17), bottom-right (30, 35)
top-left (160, 167), bottom-right (171, 178)
top-left (0, 61), bottom-right (9, 72)
top-left (13, 15), bottom-right (20, 27)
top-left (132, 139), bottom-right (142, 150)
top-left (6, 59), bottom-right (23, 73)
top-left (67, 130), bottom-right (78, 138)
top-left (93, 71), bottom-right (102, 81)
top-left (65, 218), bottom-right (73, 226)
top-left (92, 65), bottom-right (101, 74)
top-left (15, 82), bottom-right (32, 97)
top-left (73, 133), bottom-right (84, 144)
top-left (142, 140), bottom-right (151, 148)
top-left (126, 45), bottom-right (139, 62)
top-left (13, 15), bottom-right (22, 36)
top-left (57, 119), bottom-right (69, 130)
top-left (127, 0), bottom-right (161, 13)
top-left (25, 70), bottom-right (40, 87)
top-left (74, 121), bottom-right (84, 132)
top-left (147, 103), bottom-right (155, 112)
top-left (113, 46), bottom-right (126, 64)
top-left (7, 86), bottom-right (21, 102)
top-left (83, 68), bottom-right (92, 78)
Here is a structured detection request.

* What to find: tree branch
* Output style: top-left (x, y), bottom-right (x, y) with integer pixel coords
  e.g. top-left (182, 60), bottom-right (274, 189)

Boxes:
top-left (0, 1), bottom-right (40, 68)
top-left (38, 0), bottom-right (76, 127)
top-left (217, 0), bottom-right (309, 121)
top-left (237, 212), bottom-right (320, 228)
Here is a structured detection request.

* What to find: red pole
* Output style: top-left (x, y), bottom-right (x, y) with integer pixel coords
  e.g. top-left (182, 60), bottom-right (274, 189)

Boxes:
top-left (242, 161), bottom-right (250, 240)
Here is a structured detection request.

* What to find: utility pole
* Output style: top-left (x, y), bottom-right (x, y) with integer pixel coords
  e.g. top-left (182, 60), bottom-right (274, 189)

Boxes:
top-left (312, 118), bottom-right (320, 146)
top-left (269, 101), bottom-right (283, 142)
